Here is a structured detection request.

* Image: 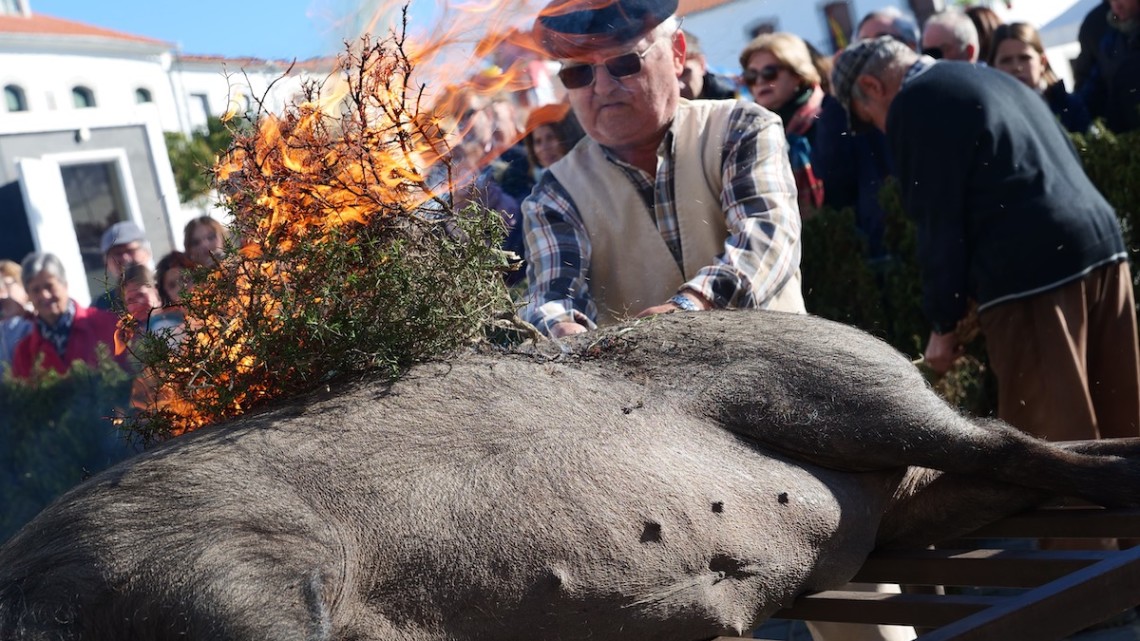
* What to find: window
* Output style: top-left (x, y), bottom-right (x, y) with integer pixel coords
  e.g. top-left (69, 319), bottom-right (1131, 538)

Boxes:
top-left (822, 2), bottom-right (855, 53)
top-left (4, 84), bottom-right (26, 112)
top-left (72, 86), bottom-right (96, 108)
top-left (135, 87), bottom-right (153, 104)
top-left (59, 162), bottom-right (129, 298)
top-left (0, 0), bottom-right (26, 16)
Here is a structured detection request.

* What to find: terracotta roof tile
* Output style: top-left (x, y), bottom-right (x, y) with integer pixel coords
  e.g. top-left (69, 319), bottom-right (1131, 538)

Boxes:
top-left (0, 13), bottom-right (169, 46)
top-left (677, 0), bottom-right (739, 16)
top-left (177, 53), bottom-right (336, 72)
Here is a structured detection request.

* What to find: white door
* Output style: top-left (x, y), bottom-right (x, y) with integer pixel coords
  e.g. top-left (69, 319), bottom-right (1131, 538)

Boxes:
top-left (16, 157), bottom-right (93, 306)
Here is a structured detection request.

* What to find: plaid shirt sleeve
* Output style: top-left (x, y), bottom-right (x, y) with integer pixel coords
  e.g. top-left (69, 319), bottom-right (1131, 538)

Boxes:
top-left (681, 104), bottom-right (802, 309)
top-left (519, 172), bottom-right (599, 333)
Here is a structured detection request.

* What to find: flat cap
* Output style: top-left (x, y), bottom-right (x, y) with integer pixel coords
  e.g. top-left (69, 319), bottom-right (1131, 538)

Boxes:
top-left (831, 35), bottom-right (895, 133)
top-left (532, 0), bottom-right (678, 59)
top-left (100, 221), bottom-right (147, 255)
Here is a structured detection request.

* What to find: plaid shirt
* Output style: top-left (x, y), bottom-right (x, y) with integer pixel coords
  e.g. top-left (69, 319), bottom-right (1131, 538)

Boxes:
top-left (520, 101), bottom-right (801, 333)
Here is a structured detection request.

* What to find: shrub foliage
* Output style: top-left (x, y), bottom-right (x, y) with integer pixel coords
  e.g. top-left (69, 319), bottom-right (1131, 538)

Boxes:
top-left (0, 351), bottom-right (136, 542)
top-left (130, 35), bottom-right (513, 440)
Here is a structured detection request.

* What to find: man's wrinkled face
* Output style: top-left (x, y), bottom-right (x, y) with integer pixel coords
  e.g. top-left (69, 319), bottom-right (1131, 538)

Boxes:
top-left (563, 30), bottom-right (685, 153)
top-left (922, 24), bottom-right (968, 61)
top-left (105, 241), bottom-right (151, 279)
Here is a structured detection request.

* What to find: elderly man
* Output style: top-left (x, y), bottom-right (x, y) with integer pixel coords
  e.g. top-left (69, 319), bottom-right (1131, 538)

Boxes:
top-left (93, 221), bottom-right (152, 311)
top-left (921, 9), bottom-right (980, 62)
top-left (521, 0), bottom-right (804, 338)
top-left (831, 36), bottom-right (1140, 448)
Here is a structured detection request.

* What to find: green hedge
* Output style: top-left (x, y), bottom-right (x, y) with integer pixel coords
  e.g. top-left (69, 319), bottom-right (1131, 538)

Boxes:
top-left (0, 352), bottom-right (137, 542)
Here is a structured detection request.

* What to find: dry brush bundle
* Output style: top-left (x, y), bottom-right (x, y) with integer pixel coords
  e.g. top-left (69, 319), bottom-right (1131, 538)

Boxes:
top-left (129, 33), bottom-right (514, 440)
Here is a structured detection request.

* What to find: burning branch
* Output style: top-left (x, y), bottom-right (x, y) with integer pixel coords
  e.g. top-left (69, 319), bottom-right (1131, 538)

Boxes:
top-left (129, 27), bottom-right (513, 440)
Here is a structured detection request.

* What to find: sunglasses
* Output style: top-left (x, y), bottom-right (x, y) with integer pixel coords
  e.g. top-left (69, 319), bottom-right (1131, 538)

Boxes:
top-left (921, 47), bottom-right (945, 60)
top-left (558, 39), bottom-right (661, 90)
top-left (742, 64), bottom-right (784, 86)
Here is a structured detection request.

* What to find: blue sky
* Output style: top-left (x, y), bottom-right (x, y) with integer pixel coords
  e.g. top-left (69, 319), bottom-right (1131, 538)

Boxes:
top-left (30, 0), bottom-right (439, 61)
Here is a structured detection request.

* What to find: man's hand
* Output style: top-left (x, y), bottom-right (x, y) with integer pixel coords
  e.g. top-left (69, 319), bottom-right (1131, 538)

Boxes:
top-left (923, 330), bottom-right (963, 375)
top-left (636, 292), bottom-right (711, 318)
top-left (550, 321), bottom-right (588, 339)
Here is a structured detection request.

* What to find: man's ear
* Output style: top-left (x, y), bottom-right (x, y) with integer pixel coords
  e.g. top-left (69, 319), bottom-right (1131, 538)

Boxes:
top-left (965, 43), bottom-right (978, 63)
top-left (673, 31), bottom-right (687, 75)
top-left (855, 74), bottom-right (882, 100)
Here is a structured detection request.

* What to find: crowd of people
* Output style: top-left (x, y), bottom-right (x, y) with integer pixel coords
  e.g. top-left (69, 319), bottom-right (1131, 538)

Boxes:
top-left (3, 0), bottom-right (1137, 429)
top-left (0, 216), bottom-right (227, 381)
top-left (0, 0), bottom-right (1138, 634)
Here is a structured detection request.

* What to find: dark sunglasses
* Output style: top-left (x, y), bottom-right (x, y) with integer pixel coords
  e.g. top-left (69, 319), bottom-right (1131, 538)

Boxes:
top-left (558, 39), bottom-right (661, 89)
top-left (742, 64), bottom-right (784, 86)
top-left (921, 47), bottom-right (945, 60)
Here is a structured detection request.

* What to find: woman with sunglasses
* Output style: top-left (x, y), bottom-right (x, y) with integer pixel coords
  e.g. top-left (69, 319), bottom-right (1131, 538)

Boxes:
top-left (990, 23), bottom-right (1092, 134)
top-left (738, 33), bottom-right (844, 215)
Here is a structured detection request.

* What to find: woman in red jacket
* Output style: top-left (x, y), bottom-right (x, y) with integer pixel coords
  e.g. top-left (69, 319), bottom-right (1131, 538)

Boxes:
top-left (11, 253), bottom-right (130, 379)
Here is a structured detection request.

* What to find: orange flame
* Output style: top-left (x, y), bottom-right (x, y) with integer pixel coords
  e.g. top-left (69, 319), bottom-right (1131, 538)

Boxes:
top-left (144, 0), bottom-right (581, 436)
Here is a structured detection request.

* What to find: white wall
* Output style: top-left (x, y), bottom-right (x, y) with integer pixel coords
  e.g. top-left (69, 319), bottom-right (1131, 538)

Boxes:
top-left (173, 61), bottom-right (318, 130)
top-left (0, 47), bottom-right (184, 132)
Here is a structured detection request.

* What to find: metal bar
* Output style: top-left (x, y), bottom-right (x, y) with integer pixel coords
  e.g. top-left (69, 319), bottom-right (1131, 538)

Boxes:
top-left (914, 544), bottom-right (1140, 641)
top-left (853, 548), bottom-right (1112, 587)
top-left (775, 590), bottom-right (1004, 627)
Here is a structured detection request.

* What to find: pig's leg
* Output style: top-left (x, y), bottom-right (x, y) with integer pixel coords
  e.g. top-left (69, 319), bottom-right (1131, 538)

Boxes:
top-left (703, 355), bottom-right (1140, 509)
top-left (877, 438), bottom-right (1140, 547)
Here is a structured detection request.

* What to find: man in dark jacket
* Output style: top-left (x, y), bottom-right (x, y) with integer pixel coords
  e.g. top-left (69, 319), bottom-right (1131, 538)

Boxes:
top-left (831, 36), bottom-right (1140, 445)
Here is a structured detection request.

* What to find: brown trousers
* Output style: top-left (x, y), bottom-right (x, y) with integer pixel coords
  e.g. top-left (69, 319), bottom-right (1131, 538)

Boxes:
top-left (979, 261), bottom-right (1140, 442)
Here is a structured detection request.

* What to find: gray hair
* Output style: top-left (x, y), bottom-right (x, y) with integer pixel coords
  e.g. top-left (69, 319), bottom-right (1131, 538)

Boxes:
top-left (857, 7), bottom-right (920, 49)
top-left (648, 15), bottom-right (681, 44)
top-left (924, 9), bottom-right (980, 55)
top-left (851, 38), bottom-right (920, 102)
top-left (20, 252), bottom-right (67, 287)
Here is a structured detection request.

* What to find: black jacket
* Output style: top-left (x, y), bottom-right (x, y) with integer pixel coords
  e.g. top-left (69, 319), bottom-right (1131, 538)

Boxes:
top-left (887, 62), bottom-right (1126, 331)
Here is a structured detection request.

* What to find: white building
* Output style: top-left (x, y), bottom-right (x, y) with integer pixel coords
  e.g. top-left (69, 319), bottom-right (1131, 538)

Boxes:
top-left (0, 0), bottom-right (330, 304)
top-left (679, 0), bottom-right (1094, 88)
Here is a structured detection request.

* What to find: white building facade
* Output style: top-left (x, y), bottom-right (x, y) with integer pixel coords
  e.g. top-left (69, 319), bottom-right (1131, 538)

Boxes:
top-left (0, 0), bottom-right (329, 304)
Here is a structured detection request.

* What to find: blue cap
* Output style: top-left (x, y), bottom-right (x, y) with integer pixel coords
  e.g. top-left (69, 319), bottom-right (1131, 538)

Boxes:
top-left (533, 0), bottom-right (678, 58)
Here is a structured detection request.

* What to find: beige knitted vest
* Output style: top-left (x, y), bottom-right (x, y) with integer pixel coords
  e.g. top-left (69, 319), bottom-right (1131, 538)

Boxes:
top-left (551, 99), bottom-right (804, 326)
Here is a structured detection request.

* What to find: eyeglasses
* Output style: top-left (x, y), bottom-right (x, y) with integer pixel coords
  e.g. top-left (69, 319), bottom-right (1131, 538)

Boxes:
top-left (742, 64), bottom-right (784, 86)
top-left (558, 39), bottom-right (662, 90)
top-left (921, 47), bottom-right (945, 60)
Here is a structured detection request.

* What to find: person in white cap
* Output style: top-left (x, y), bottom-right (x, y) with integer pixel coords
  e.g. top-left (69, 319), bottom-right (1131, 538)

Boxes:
top-left (93, 221), bottom-right (152, 311)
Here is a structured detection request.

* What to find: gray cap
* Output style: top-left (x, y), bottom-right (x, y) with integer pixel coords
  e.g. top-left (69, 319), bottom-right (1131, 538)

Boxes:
top-left (831, 36), bottom-right (894, 133)
top-left (100, 221), bottom-right (147, 255)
